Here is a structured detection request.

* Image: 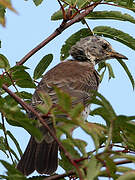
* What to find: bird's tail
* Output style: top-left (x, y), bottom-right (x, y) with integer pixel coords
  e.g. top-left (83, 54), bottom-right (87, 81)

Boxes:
top-left (17, 131), bottom-right (58, 176)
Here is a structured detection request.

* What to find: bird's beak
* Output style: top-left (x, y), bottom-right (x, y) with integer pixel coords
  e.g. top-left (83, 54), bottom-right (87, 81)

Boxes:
top-left (108, 50), bottom-right (128, 60)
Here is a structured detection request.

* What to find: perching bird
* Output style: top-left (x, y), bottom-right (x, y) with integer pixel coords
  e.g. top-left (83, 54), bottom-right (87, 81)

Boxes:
top-left (17, 36), bottom-right (128, 176)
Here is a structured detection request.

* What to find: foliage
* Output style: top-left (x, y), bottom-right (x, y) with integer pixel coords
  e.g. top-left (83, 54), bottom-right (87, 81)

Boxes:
top-left (33, 54), bottom-right (53, 80)
top-left (0, 0), bottom-right (135, 180)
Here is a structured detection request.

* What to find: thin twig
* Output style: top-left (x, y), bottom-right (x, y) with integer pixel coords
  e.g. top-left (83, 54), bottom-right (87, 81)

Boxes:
top-left (44, 170), bottom-right (75, 180)
top-left (16, 30), bottom-right (61, 66)
top-left (1, 114), bottom-right (14, 164)
top-left (16, 1), bottom-right (101, 66)
top-left (43, 159), bottom-right (133, 180)
top-left (112, 144), bottom-right (135, 154)
top-left (115, 160), bottom-right (133, 166)
top-left (83, 19), bottom-right (94, 35)
top-left (96, 156), bottom-right (111, 178)
top-left (2, 84), bottom-right (83, 179)
top-left (100, 2), bottom-right (130, 9)
top-left (5, 71), bottom-right (18, 92)
top-left (57, 0), bottom-right (66, 20)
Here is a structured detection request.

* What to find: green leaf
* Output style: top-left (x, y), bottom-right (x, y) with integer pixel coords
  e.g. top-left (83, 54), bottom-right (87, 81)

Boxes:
top-left (0, 54), bottom-right (10, 70)
top-left (0, 160), bottom-right (26, 179)
top-left (0, 98), bottom-right (43, 141)
top-left (76, 0), bottom-right (89, 8)
top-left (0, 136), bottom-right (19, 161)
top-left (104, 1), bottom-right (135, 13)
top-left (16, 79), bottom-right (36, 88)
top-left (72, 138), bottom-right (87, 155)
top-left (62, 139), bottom-right (81, 158)
top-left (113, 115), bottom-right (135, 144)
top-left (100, 68), bottom-right (106, 82)
top-left (8, 147), bottom-right (20, 161)
top-left (56, 120), bottom-right (78, 140)
top-left (10, 65), bottom-right (29, 71)
top-left (104, 156), bottom-right (116, 177)
top-left (90, 107), bottom-right (112, 125)
top-left (60, 28), bottom-right (92, 60)
top-left (86, 11), bottom-right (135, 24)
top-left (80, 121), bottom-right (106, 149)
top-left (69, 103), bottom-right (84, 119)
top-left (98, 62), bottom-right (106, 82)
top-left (92, 92), bottom-right (116, 120)
top-left (12, 70), bottom-right (36, 88)
top-left (98, 62), bottom-right (115, 82)
top-left (59, 139), bottom-right (80, 171)
top-left (106, 63), bottom-right (115, 80)
top-left (5, 95), bottom-right (18, 106)
top-left (16, 91), bottom-right (32, 100)
top-left (33, 54), bottom-right (53, 80)
top-left (19, 120), bottom-right (43, 142)
top-left (117, 171), bottom-right (135, 180)
top-left (64, 0), bottom-right (78, 6)
top-left (119, 154), bottom-right (135, 162)
top-left (7, 131), bottom-right (22, 157)
top-left (6, 115), bottom-right (43, 142)
top-left (98, 62), bottom-right (106, 72)
top-left (86, 156), bottom-right (101, 180)
top-left (117, 58), bottom-right (135, 89)
top-left (127, 0), bottom-right (133, 7)
top-left (0, 136), bottom-right (8, 157)
top-left (54, 87), bottom-right (72, 112)
top-left (33, 0), bottom-right (43, 6)
top-left (37, 92), bottom-right (52, 114)
top-left (0, 5), bottom-right (6, 26)
top-left (51, 9), bottom-right (65, 21)
top-left (117, 166), bottom-right (133, 173)
top-left (93, 26), bottom-right (135, 51)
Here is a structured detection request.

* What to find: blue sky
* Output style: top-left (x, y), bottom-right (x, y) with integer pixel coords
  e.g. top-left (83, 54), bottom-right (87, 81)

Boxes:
top-left (0, 0), bottom-right (135, 178)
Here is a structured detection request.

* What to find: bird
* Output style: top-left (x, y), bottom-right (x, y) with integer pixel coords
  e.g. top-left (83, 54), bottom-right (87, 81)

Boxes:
top-left (17, 35), bottom-right (128, 176)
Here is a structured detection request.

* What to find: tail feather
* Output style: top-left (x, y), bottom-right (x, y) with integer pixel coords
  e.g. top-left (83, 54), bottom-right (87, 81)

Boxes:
top-left (17, 137), bottom-right (37, 176)
top-left (17, 136), bottom-right (58, 176)
top-left (35, 140), bottom-right (58, 174)
top-left (46, 141), bottom-right (58, 174)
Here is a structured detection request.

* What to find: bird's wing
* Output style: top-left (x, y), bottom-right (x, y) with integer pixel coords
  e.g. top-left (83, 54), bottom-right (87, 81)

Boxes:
top-left (28, 60), bottom-right (100, 143)
top-left (31, 60), bottom-right (100, 108)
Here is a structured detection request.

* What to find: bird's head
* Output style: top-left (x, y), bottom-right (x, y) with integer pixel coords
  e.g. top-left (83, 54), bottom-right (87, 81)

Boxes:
top-left (70, 36), bottom-right (128, 64)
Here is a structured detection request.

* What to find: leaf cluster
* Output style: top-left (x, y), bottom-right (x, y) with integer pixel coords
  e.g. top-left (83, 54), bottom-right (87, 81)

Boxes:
top-left (0, 0), bottom-right (135, 179)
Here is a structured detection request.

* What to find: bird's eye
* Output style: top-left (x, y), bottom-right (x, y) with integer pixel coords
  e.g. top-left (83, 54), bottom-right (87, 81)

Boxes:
top-left (102, 44), bottom-right (108, 49)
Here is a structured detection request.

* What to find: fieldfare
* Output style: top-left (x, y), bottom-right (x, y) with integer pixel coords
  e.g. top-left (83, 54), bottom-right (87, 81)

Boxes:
top-left (17, 36), bottom-right (128, 176)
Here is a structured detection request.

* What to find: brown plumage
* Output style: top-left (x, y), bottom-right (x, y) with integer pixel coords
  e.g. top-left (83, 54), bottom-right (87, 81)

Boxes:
top-left (17, 36), bottom-right (127, 176)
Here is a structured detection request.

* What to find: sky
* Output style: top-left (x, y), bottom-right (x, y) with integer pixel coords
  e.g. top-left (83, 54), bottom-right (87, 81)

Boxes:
top-left (0, 0), bottom-right (135, 178)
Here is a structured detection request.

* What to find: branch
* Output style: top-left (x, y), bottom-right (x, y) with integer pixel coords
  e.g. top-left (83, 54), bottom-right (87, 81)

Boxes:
top-left (16, 1), bottom-right (101, 66)
top-left (2, 84), bottom-right (83, 179)
top-left (43, 160), bottom-right (133, 180)
top-left (115, 160), bottom-right (133, 166)
top-left (44, 170), bottom-right (75, 180)
top-left (100, 2), bottom-right (130, 9)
